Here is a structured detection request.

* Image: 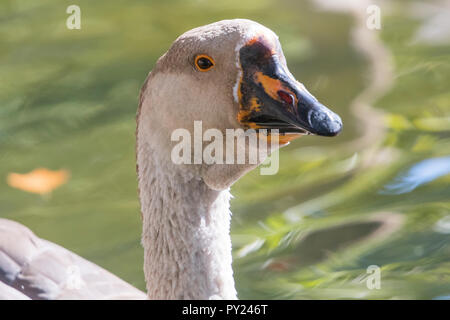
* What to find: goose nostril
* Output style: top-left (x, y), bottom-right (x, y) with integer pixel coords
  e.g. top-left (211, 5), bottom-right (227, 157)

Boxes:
top-left (277, 90), bottom-right (295, 106)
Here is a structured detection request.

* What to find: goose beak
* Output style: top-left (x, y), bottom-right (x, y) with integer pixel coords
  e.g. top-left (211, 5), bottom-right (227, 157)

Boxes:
top-left (237, 39), bottom-right (342, 139)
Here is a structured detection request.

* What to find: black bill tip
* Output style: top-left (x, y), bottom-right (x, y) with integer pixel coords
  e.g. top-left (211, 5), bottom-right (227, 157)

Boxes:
top-left (308, 102), bottom-right (343, 137)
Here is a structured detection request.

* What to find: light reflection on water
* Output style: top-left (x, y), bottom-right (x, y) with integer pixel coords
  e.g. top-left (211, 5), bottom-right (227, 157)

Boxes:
top-left (381, 156), bottom-right (450, 195)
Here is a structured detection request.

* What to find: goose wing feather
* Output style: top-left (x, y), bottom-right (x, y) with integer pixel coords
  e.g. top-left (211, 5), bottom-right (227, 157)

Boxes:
top-left (0, 218), bottom-right (146, 300)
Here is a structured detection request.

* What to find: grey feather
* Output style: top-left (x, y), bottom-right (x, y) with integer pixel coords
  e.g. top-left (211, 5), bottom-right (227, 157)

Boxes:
top-left (0, 219), bottom-right (146, 300)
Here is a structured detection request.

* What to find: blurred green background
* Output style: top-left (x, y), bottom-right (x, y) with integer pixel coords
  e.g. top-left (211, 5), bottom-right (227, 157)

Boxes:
top-left (1, 0), bottom-right (449, 299)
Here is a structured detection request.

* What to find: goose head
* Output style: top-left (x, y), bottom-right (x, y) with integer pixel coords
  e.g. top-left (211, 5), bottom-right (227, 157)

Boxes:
top-left (137, 19), bottom-right (342, 190)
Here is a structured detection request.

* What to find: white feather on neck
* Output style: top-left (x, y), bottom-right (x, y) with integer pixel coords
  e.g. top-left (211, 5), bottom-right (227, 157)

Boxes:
top-left (137, 121), bottom-right (237, 300)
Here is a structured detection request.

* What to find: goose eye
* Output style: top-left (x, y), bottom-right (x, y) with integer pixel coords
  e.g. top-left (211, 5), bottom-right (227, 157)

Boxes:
top-left (195, 55), bottom-right (215, 71)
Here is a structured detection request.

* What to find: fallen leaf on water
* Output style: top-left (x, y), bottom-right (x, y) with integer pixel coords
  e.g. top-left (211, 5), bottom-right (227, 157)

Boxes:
top-left (7, 168), bottom-right (70, 195)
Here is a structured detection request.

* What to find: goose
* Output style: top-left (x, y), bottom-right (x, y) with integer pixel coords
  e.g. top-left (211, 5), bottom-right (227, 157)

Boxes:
top-left (0, 19), bottom-right (342, 300)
